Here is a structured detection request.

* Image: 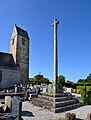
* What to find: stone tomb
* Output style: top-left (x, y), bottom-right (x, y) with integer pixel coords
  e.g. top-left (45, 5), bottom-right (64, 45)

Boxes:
top-left (12, 96), bottom-right (22, 120)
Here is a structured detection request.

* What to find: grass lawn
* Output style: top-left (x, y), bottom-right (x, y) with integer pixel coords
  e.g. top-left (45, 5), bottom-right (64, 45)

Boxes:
top-left (77, 85), bottom-right (91, 91)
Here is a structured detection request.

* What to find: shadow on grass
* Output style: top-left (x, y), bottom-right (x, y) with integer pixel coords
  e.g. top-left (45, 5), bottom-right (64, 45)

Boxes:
top-left (21, 111), bottom-right (34, 117)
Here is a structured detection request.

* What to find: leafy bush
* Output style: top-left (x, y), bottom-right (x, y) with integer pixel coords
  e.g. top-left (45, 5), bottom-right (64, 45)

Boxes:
top-left (80, 89), bottom-right (89, 102)
top-left (76, 89), bottom-right (81, 94)
top-left (76, 85), bottom-right (91, 102)
top-left (72, 89), bottom-right (77, 93)
top-left (72, 84), bottom-right (77, 89)
top-left (65, 82), bottom-right (72, 88)
top-left (63, 86), bottom-right (66, 91)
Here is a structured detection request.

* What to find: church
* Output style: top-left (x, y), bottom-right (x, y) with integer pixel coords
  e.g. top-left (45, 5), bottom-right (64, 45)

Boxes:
top-left (0, 25), bottom-right (29, 89)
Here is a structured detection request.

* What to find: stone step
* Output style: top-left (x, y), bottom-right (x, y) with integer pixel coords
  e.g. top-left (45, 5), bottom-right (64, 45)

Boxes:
top-left (55, 96), bottom-right (73, 102)
top-left (55, 102), bottom-right (83, 113)
top-left (39, 95), bottom-right (73, 102)
top-left (44, 92), bottom-right (68, 97)
top-left (31, 97), bottom-right (83, 113)
top-left (31, 97), bottom-right (80, 109)
top-left (38, 95), bottom-right (54, 102)
top-left (31, 98), bottom-right (54, 109)
top-left (55, 99), bottom-right (78, 108)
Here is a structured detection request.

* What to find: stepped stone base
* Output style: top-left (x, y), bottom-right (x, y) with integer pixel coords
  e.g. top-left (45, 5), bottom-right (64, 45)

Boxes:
top-left (31, 92), bottom-right (83, 113)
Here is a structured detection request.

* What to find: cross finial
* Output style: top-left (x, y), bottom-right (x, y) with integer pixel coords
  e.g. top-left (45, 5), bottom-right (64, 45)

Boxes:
top-left (52, 19), bottom-right (59, 28)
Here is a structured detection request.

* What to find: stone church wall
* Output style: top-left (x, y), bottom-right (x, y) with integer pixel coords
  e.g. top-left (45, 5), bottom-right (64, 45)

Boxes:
top-left (0, 68), bottom-right (20, 88)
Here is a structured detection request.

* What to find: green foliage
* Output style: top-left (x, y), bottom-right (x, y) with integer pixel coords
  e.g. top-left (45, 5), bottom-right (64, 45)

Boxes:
top-left (77, 85), bottom-right (91, 91)
top-left (87, 74), bottom-right (91, 83)
top-left (34, 74), bottom-right (44, 80)
top-left (28, 74), bottom-right (51, 85)
top-left (71, 89), bottom-right (77, 93)
top-left (77, 85), bottom-right (91, 102)
top-left (77, 73), bottom-right (91, 84)
top-left (72, 89), bottom-right (81, 94)
top-left (65, 82), bottom-right (72, 88)
top-left (66, 80), bottom-right (73, 84)
top-left (77, 79), bottom-right (86, 83)
top-left (80, 88), bottom-right (89, 102)
top-left (57, 75), bottom-right (65, 86)
top-left (71, 83), bottom-right (77, 89)
top-left (80, 89), bottom-right (85, 102)
top-left (63, 86), bottom-right (66, 91)
top-left (64, 81), bottom-right (76, 89)
top-left (34, 74), bottom-right (50, 85)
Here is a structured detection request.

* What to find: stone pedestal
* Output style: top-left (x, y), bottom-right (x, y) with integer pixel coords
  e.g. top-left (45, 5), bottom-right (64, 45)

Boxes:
top-left (31, 91), bottom-right (83, 113)
top-left (55, 84), bottom-right (63, 93)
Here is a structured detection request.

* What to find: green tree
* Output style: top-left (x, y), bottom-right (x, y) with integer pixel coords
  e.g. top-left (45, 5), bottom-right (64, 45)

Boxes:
top-left (57, 75), bottom-right (65, 86)
top-left (77, 79), bottom-right (86, 83)
top-left (66, 80), bottom-right (73, 84)
top-left (34, 74), bottom-right (50, 85)
top-left (86, 74), bottom-right (91, 83)
top-left (77, 73), bottom-right (91, 84)
top-left (34, 74), bottom-right (44, 80)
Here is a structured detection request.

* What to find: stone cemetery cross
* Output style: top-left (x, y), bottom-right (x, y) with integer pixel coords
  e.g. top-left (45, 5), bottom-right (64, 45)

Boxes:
top-left (52, 19), bottom-right (59, 95)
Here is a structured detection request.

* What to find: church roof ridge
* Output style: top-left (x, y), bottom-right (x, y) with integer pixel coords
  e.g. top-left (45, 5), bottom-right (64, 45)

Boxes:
top-left (0, 51), bottom-right (12, 55)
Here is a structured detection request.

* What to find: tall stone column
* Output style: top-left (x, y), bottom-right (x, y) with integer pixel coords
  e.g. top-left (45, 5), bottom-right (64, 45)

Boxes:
top-left (52, 19), bottom-right (59, 95)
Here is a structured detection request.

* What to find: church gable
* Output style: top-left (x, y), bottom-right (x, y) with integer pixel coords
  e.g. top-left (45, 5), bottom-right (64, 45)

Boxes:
top-left (10, 24), bottom-right (17, 40)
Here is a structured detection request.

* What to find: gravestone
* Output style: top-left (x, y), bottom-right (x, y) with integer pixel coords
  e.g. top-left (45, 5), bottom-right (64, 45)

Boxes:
top-left (66, 88), bottom-right (72, 93)
top-left (48, 84), bottom-right (52, 93)
top-left (4, 96), bottom-right (12, 112)
top-left (42, 87), bottom-right (47, 93)
top-left (12, 96), bottom-right (22, 120)
top-left (41, 84), bottom-right (48, 93)
top-left (15, 85), bottom-right (18, 93)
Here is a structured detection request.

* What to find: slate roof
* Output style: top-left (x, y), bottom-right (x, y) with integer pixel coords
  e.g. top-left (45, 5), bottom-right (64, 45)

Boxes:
top-left (0, 52), bottom-right (16, 67)
top-left (15, 24), bottom-right (29, 40)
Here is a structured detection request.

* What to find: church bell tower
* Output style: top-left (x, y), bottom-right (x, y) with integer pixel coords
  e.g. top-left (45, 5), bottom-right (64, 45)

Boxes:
top-left (10, 24), bottom-right (29, 82)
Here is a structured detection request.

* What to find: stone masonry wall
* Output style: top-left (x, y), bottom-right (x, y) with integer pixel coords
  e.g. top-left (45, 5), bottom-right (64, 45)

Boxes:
top-left (16, 35), bottom-right (29, 81)
top-left (0, 68), bottom-right (20, 88)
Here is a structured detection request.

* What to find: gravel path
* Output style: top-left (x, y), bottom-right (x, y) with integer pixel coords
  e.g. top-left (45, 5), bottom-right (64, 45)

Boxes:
top-left (22, 101), bottom-right (91, 120)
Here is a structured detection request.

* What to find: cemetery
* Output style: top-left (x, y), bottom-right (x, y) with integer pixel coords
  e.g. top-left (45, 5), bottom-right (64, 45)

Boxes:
top-left (0, 80), bottom-right (91, 119)
top-left (0, 19), bottom-right (91, 120)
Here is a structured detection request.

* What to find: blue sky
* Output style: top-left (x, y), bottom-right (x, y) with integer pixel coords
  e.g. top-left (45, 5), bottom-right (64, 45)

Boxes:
top-left (0, 0), bottom-right (91, 82)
